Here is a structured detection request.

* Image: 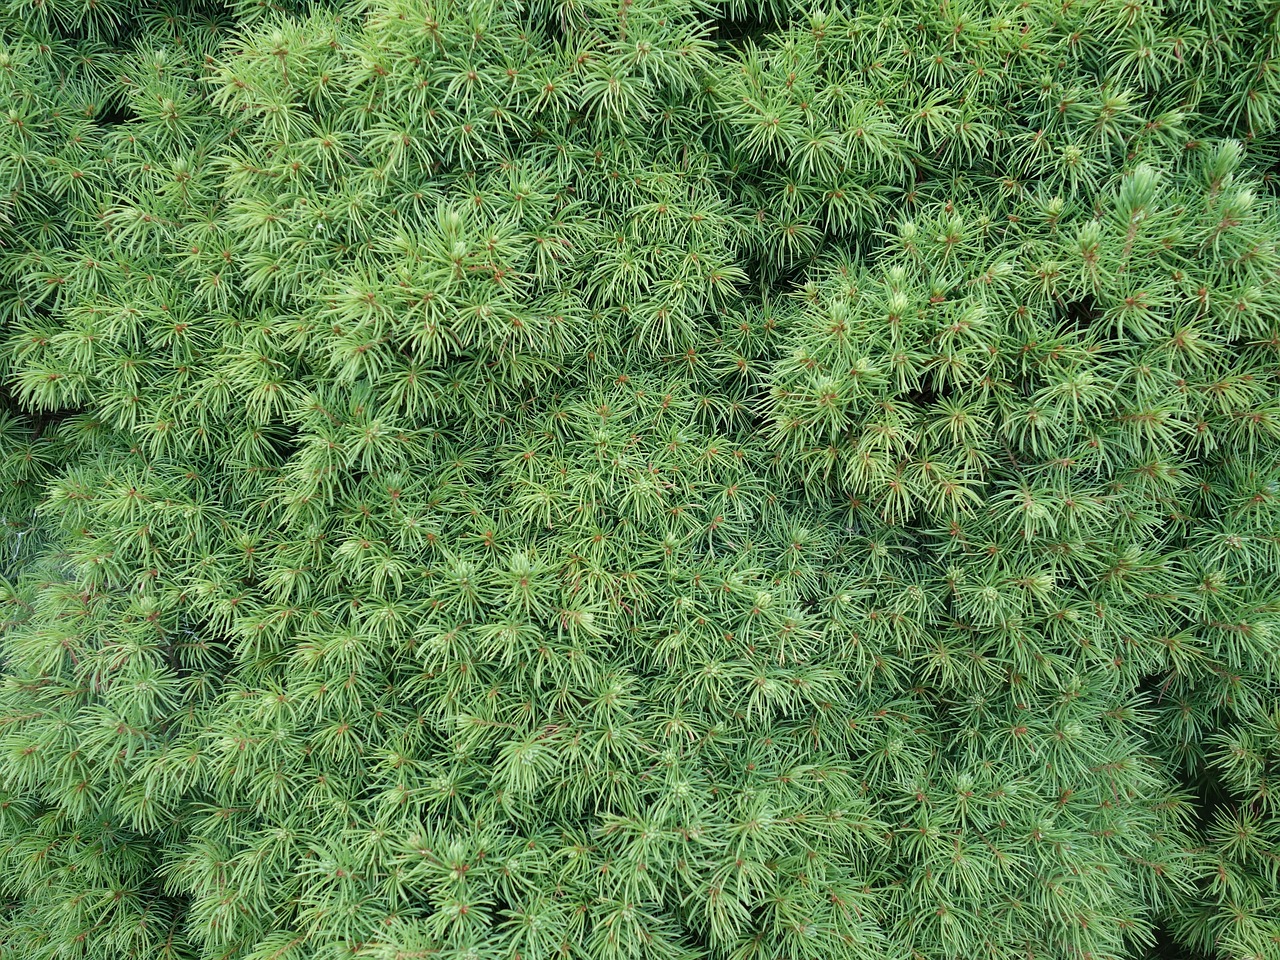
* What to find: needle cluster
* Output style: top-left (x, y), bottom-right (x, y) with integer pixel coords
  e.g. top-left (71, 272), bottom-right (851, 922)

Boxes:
top-left (0, 1), bottom-right (1277, 960)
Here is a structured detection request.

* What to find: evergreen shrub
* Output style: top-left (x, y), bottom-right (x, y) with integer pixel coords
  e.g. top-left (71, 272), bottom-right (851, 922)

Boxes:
top-left (0, 0), bottom-right (1278, 958)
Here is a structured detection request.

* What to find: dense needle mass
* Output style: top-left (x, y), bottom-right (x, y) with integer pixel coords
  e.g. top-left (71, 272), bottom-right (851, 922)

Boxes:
top-left (0, 1), bottom-right (1277, 959)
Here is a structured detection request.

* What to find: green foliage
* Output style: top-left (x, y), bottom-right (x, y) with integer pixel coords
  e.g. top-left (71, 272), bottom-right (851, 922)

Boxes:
top-left (0, 0), bottom-right (1278, 959)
